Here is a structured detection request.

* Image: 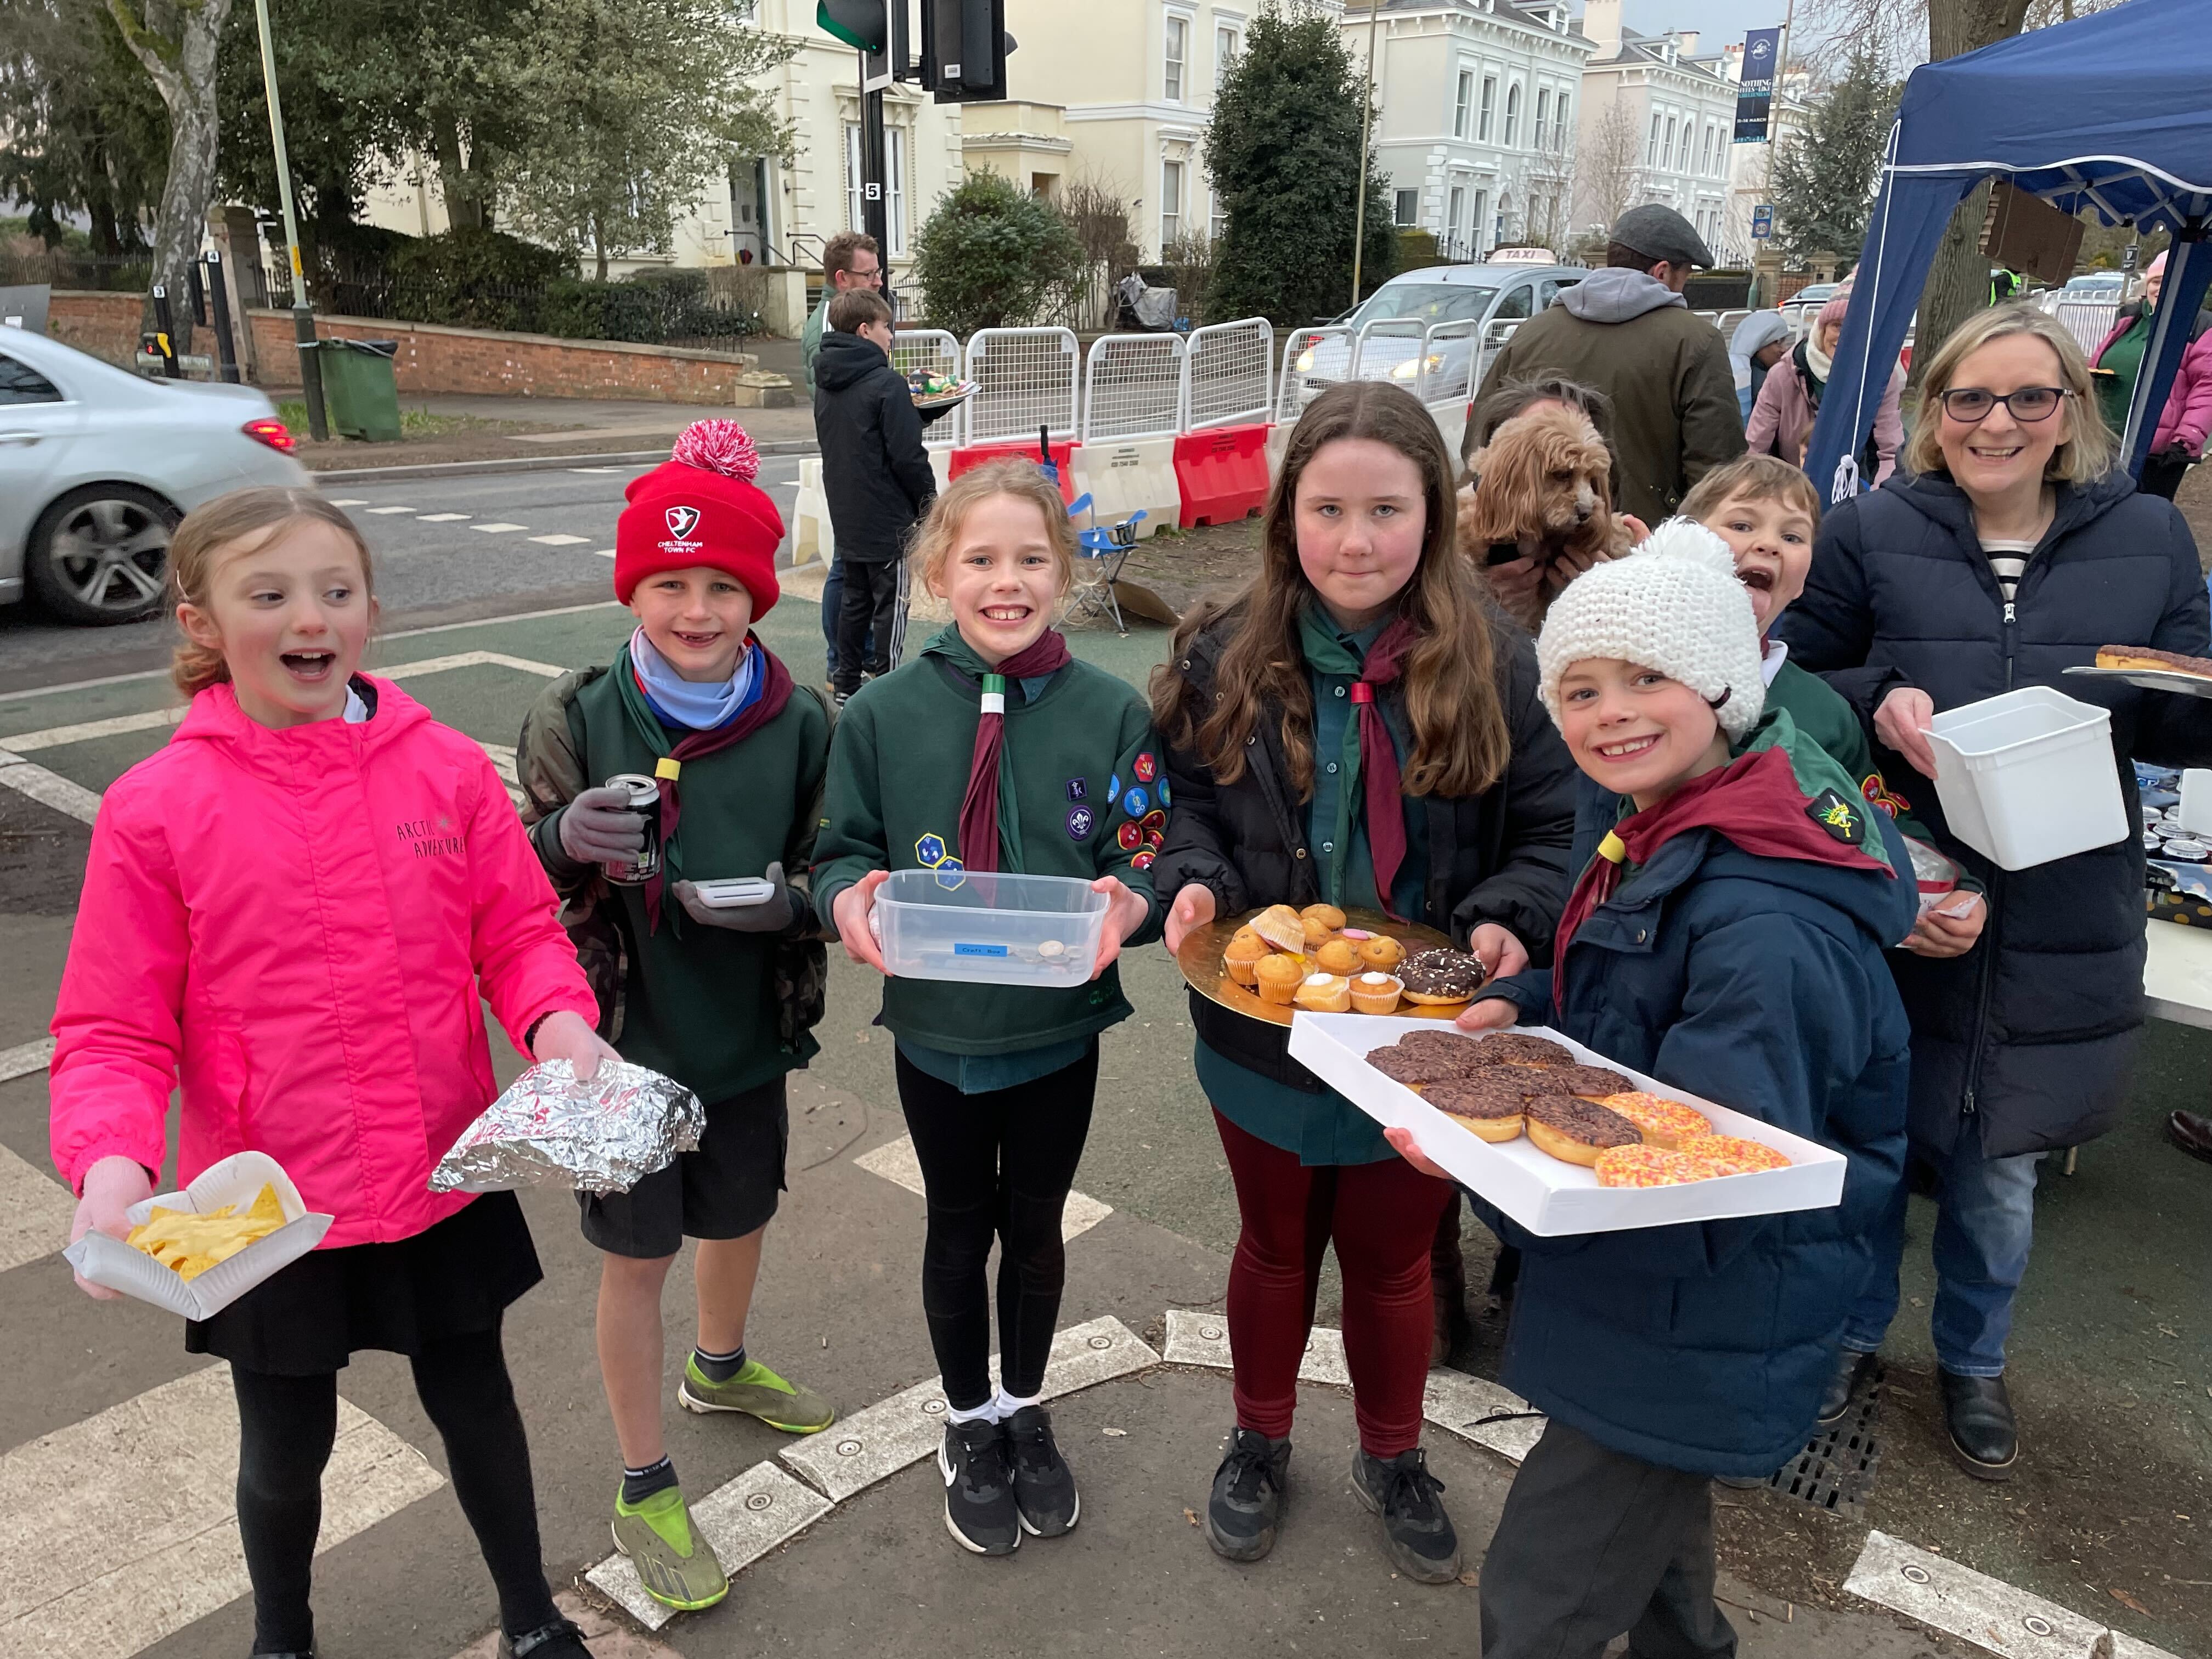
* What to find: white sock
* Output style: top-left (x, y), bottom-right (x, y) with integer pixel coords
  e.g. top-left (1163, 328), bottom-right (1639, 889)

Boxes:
top-left (994, 1388), bottom-right (1041, 1419)
top-left (945, 1400), bottom-right (998, 1426)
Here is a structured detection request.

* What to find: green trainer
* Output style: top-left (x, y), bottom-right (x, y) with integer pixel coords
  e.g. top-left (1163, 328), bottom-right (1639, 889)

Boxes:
top-left (678, 1353), bottom-right (837, 1434)
top-left (611, 1483), bottom-right (727, 1612)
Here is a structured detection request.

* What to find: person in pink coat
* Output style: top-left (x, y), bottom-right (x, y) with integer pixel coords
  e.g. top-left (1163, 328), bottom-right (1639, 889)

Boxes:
top-left (50, 487), bottom-right (613, 1659)
top-left (2090, 249), bottom-right (2212, 500)
top-left (1747, 291), bottom-right (1905, 486)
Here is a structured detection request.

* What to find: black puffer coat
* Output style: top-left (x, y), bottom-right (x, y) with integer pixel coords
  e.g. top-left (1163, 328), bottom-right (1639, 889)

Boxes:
top-left (1778, 467), bottom-right (2212, 1158)
top-left (1153, 607), bottom-right (1578, 1087)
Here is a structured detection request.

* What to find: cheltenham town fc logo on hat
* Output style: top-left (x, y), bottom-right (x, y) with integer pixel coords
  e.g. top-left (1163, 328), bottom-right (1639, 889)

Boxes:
top-left (664, 505), bottom-right (701, 540)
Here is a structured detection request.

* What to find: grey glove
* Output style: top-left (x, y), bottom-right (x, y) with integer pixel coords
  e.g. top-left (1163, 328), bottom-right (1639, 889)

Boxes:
top-left (557, 785), bottom-right (646, 866)
top-left (673, 862), bottom-right (798, 933)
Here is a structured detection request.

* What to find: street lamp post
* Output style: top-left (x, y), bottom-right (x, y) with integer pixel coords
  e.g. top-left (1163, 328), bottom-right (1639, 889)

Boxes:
top-left (1756, 0), bottom-right (1796, 310)
top-left (1350, 1), bottom-right (1383, 309)
top-left (252, 0), bottom-right (326, 440)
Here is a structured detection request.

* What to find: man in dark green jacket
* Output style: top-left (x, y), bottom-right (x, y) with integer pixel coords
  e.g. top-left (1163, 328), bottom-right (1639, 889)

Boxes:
top-left (1476, 205), bottom-right (1745, 524)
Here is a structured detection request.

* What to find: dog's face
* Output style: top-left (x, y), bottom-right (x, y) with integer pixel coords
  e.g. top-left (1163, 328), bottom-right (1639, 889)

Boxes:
top-left (1462, 404), bottom-right (1616, 545)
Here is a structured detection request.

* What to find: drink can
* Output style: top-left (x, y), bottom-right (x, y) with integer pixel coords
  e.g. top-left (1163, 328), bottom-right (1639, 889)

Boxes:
top-left (603, 773), bottom-right (662, 886)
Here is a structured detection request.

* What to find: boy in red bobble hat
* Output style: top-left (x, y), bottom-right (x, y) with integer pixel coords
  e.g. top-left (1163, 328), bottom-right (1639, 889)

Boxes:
top-left (516, 418), bottom-right (837, 1612)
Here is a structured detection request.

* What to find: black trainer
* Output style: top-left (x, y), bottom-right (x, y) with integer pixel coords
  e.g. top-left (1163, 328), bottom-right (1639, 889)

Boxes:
top-left (1205, 1426), bottom-right (1291, 1562)
top-left (1003, 1404), bottom-right (1080, 1537)
top-left (498, 1618), bottom-right (590, 1659)
top-left (939, 1418), bottom-right (1022, 1555)
top-left (1350, 1446), bottom-right (1461, 1583)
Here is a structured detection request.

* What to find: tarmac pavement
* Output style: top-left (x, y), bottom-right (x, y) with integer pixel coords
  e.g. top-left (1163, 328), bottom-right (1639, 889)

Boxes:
top-left (0, 580), bottom-right (2205, 1659)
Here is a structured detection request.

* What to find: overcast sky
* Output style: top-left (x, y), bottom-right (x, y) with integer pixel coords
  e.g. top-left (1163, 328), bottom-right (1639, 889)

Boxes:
top-left (1607, 0), bottom-right (1846, 57)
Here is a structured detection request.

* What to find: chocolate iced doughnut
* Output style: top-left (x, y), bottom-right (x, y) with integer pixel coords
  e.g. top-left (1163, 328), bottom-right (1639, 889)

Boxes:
top-left (1400, 948), bottom-right (1487, 1004)
top-left (1548, 1063), bottom-right (1638, 1101)
top-left (1393, 1030), bottom-right (1487, 1065)
top-left (1367, 1044), bottom-right (1480, 1088)
top-left (1523, 1096), bottom-right (1641, 1166)
top-left (1474, 1032), bottom-right (1578, 1069)
top-left (1424, 1074), bottom-right (1542, 1143)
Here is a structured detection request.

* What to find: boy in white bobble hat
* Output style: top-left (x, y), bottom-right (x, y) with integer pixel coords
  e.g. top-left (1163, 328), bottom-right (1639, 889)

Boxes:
top-left (1386, 526), bottom-right (1917, 1659)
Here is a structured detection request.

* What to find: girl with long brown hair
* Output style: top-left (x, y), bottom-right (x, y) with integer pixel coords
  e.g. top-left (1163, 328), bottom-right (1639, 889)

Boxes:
top-left (1150, 381), bottom-right (1577, 1583)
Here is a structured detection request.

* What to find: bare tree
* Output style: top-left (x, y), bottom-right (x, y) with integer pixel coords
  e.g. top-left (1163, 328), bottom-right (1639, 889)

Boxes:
top-left (1572, 99), bottom-right (1641, 241)
top-left (1519, 144), bottom-right (1578, 251)
top-left (106, 0), bottom-right (235, 355)
top-left (1057, 176), bottom-right (1141, 330)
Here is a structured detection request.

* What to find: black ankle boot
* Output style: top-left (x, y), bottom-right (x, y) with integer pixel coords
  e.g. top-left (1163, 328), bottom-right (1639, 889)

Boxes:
top-left (1939, 1370), bottom-right (2017, 1480)
top-left (1818, 1348), bottom-right (1880, 1425)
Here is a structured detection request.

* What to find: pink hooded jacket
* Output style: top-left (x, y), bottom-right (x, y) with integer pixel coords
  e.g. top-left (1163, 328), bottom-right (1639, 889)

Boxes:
top-left (50, 677), bottom-right (597, 1248)
top-left (2092, 309), bottom-right (2212, 458)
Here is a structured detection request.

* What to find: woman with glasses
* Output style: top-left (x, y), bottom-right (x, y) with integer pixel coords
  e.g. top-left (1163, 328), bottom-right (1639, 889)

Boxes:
top-left (1779, 304), bottom-right (2212, 1481)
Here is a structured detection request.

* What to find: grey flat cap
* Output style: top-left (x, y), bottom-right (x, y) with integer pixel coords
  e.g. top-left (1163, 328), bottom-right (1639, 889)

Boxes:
top-left (1610, 204), bottom-right (1714, 269)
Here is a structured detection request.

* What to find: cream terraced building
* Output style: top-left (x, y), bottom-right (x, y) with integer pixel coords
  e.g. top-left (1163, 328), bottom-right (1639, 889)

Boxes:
top-left (1571, 0), bottom-right (1736, 255)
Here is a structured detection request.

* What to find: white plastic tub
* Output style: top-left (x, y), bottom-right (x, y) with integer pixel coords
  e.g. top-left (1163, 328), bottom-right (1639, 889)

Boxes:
top-left (1925, 686), bottom-right (2126, 870)
top-left (875, 868), bottom-right (1109, 988)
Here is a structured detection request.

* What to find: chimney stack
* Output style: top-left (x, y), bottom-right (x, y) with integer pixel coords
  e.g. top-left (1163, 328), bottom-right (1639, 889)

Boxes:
top-left (1581, 0), bottom-right (1622, 55)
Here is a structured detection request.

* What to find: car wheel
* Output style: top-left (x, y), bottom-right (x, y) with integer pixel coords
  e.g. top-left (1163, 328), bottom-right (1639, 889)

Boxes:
top-left (26, 484), bottom-right (179, 625)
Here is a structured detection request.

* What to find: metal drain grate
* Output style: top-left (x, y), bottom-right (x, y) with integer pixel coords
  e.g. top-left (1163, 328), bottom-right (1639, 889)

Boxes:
top-left (1763, 1370), bottom-right (1884, 1517)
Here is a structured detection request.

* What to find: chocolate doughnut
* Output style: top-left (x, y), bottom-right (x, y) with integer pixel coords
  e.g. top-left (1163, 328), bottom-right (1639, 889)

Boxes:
top-left (1547, 1063), bottom-right (1638, 1101)
top-left (1424, 1074), bottom-right (1543, 1143)
top-left (1367, 1044), bottom-right (1482, 1087)
top-left (1472, 1032), bottom-right (1578, 1069)
top-left (1400, 948), bottom-right (1487, 1005)
top-left (1392, 1030), bottom-right (1487, 1065)
top-left (1523, 1096), bottom-right (1641, 1166)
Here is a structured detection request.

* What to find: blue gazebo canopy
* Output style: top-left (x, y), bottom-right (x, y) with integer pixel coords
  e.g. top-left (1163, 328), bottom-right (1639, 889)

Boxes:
top-left (1807, 0), bottom-right (2212, 498)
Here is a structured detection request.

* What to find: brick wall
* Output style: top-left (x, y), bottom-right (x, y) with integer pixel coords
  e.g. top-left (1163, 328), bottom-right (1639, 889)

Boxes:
top-left (243, 311), bottom-right (749, 404)
top-left (42, 291), bottom-right (750, 404)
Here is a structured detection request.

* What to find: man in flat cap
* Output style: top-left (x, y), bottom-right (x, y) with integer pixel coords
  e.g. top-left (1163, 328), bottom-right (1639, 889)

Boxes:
top-left (1475, 205), bottom-right (1745, 526)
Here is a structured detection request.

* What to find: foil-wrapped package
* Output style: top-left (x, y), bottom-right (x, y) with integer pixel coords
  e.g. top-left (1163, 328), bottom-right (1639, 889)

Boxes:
top-left (430, 1059), bottom-right (704, 1195)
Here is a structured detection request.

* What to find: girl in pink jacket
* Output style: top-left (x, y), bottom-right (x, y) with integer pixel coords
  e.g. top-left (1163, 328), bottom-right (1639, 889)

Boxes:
top-left (50, 487), bottom-right (611, 1659)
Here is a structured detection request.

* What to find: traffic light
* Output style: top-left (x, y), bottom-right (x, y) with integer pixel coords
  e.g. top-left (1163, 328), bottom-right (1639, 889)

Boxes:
top-left (922, 0), bottom-right (1014, 102)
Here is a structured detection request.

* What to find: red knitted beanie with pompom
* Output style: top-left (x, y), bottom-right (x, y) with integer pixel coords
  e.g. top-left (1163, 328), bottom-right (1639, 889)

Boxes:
top-left (614, 420), bottom-right (783, 616)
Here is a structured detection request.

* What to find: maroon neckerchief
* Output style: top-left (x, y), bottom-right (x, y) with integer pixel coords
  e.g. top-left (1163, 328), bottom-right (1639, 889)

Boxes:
top-left (1348, 617), bottom-right (1423, 921)
top-left (954, 630), bottom-right (1074, 873)
top-left (1549, 745), bottom-right (1891, 1014)
top-left (625, 635), bottom-right (794, 932)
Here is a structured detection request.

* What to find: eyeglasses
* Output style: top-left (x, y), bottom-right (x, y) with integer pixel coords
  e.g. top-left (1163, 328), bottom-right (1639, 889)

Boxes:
top-left (1936, 386), bottom-right (2069, 424)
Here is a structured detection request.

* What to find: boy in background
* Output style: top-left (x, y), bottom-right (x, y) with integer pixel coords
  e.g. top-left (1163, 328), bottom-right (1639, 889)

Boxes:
top-left (813, 288), bottom-right (935, 704)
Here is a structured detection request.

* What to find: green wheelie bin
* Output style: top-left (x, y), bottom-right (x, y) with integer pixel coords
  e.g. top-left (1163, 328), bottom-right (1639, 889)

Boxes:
top-left (310, 338), bottom-right (403, 442)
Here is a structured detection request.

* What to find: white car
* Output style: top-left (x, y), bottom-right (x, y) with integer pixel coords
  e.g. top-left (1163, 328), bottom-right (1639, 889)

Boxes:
top-left (1289, 261), bottom-right (1587, 405)
top-left (0, 327), bottom-right (308, 624)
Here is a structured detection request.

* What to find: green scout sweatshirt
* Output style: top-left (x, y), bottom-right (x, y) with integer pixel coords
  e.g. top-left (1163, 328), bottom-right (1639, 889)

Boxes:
top-left (518, 653), bottom-right (832, 1103)
top-left (812, 630), bottom-right (1165, 1056)
top-left (1765, 653), bottom-right (1945, 857)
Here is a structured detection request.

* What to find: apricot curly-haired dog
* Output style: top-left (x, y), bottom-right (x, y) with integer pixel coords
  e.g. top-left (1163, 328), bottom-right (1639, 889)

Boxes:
top-left (1457, 404), bottom-right (1633, 628)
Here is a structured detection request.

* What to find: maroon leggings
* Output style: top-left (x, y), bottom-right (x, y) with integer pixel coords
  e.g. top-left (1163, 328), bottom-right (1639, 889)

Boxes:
top-left (1213, 1108), bottom-right (1455, 1457)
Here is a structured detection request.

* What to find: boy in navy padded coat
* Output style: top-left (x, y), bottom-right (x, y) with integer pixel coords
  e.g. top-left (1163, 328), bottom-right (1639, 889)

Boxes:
top-left (1391, 532), bottom-right (1915, 1658)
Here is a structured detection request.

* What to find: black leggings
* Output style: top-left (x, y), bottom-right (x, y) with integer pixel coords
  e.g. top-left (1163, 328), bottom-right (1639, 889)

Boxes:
top-left (895, 1042), bottom-right (1098, 1409)
top-left (232, 1324), bottom-right (558, 1654)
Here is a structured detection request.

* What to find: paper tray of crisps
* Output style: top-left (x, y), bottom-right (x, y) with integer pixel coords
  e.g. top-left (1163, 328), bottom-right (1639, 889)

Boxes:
top-left (61, 1150), bottom-right (333, 1319)
top-left (1285, 1014), bottom-right (1844, 1237)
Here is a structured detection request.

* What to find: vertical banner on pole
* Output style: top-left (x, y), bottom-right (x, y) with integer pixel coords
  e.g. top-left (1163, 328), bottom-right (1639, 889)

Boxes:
top-left (1734, 28), bottom-right (1783, 143)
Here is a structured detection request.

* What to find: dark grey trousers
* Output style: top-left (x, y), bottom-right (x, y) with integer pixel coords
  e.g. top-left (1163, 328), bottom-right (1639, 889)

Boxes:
top-left (1479, 1418), bottom-right (1737, 1659)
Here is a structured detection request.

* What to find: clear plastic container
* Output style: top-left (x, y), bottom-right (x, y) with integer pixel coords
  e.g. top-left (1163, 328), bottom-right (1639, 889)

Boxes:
top-left (874, 869), bottom-right (1109, 988)
top-left (1925, 686), bottom-right (2126, 870)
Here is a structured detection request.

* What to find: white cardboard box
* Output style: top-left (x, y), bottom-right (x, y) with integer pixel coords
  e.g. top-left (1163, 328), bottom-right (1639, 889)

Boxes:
top-left (1285, 1014), bottom-right (1845, 1237)
top-left (61, 1150), bottom-right (333, 1318)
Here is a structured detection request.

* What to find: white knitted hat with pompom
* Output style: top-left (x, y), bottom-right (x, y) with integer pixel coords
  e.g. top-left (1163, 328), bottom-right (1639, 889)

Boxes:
top-left (1534, 517), bottom-right (1766, 742)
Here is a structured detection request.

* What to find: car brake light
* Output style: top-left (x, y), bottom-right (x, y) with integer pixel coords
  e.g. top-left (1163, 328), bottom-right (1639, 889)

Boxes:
top-left (242, 417), bottom-right (296, 453)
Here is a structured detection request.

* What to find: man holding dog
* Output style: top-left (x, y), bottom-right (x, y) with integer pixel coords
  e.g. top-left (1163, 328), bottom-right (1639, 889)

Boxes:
top-left (1476, 205), bottom-right (1743, 525)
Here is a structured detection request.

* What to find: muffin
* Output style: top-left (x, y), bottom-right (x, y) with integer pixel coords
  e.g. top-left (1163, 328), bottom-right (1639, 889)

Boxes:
top-left (1313, 938), bottom-right (1362, 976)
top-left (1223, 932), bottom-right (1271, 987)
top-left (1356, 935), bottom-right (1406, 972)
top-left (1348, 971), bottom-right (1402, 1014)
top-left (1300, 902), bottom-right (1347, 933)
top-left (1230, 924), bottom-right (1262, 950)
top-left (1294, 972), bottom-right (1351, 1012)
top-left (1251, 904), bottom-right (1307, 953)
top-left (1254, 952), bottom-right (1305, 1005)
top-left (1301, 915), bottom-right (1338, 949)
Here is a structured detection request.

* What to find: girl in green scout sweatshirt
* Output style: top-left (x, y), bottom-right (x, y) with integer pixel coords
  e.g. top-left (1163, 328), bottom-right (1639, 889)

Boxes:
top-left (813, 458), bottom-right (1162, 1558)
top-left (516, 420), bottom-right (836, 1615)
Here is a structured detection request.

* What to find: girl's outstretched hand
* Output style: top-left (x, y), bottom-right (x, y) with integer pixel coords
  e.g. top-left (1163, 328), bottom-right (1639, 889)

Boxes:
top-left (1163, 882), bottom-right (1217, 955)
top-left (1455, 996), bottom-right (1520, 1034)
top-left (1384, 1126), bottom-right (1454, 1181)
top-left (70, 1154), bottom-right (153, 1301)
top-left (1469, 923), bottom-right (1529, 981)
top-left (1088, 875), bottom-right (1153, 979)
top-left (832, 870), bottom-right (890, 973)
top-left (530, 1009), bottom-right (620, 1081)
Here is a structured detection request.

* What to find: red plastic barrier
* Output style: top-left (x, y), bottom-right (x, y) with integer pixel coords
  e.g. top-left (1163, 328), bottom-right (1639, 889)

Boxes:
top-left (950, 439), bottom-right (1082, 506)
top-left (1173, 423), bottom-right (1271, 528)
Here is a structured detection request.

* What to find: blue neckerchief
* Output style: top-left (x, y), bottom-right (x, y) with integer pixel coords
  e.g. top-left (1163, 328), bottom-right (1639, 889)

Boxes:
top-left (629, 626), bottom-right (762, 733)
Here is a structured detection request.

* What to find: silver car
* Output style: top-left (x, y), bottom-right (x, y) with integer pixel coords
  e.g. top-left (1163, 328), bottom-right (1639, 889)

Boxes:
top-left (1288, 261), bottom-right (1587, 407)
top-left (0, 327), bottom-right (308, 624)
